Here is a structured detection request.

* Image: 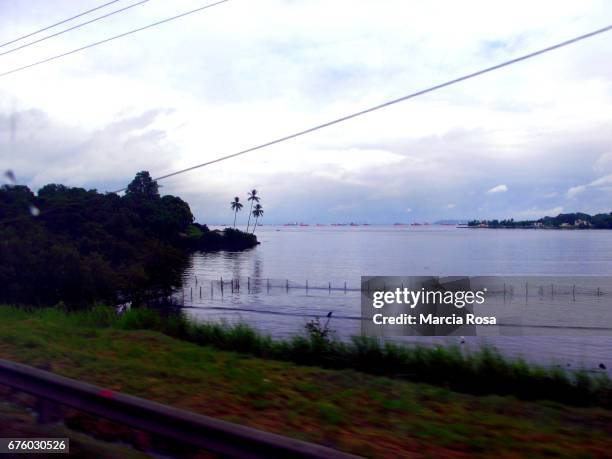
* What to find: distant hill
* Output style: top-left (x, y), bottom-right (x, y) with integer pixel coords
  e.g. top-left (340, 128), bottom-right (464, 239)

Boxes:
top-left (468, 212), bottom-right (612, 229)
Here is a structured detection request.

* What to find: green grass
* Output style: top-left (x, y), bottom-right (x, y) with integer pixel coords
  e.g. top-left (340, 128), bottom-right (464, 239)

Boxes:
top-left (4, 305), bottom-right (611, 409)
top-left (0, 305), bottom-right (612, 457)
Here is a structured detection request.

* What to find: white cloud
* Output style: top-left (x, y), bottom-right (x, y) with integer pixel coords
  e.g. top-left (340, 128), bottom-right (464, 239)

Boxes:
top-left (487, 184), bottom-right (508, 193)
top-left (566, 174), bottom-right (612, 199)
top-left (566, 185), bottom-right (587, 198)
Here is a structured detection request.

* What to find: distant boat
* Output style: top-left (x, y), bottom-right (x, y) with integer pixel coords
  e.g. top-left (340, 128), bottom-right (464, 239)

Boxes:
top-left (350, 222), bottom-right (359, 226)
top-left (410, 223), bottom-right (422, 226)
top-left (299, 223), bottom-right (309, 227)
top-left (393, 223), bottom-right (406, 226)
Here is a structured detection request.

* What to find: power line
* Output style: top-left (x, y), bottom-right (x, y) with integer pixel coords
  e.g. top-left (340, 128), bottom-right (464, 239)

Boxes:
top-left (0, 0), bottom-right (229, 79)
top-left (0, 0), bottom-right (152, 59)
top-left (112, 23), bottom-right (612, 192)
top-left (0, 0), bottom-right (123, 49)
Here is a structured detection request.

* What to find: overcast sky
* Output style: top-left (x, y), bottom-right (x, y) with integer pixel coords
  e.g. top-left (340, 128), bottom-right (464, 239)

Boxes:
top-left (0, 0), bottom-right (611, 224)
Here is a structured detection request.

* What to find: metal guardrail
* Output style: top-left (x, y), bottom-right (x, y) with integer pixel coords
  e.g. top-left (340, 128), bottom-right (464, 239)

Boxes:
top-left (0, 359), bottom-right (361, 459)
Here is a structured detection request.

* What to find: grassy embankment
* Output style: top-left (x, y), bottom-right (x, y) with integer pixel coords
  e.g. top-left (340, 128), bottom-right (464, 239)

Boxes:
top-left (0, 306), bottom-right (612, 458)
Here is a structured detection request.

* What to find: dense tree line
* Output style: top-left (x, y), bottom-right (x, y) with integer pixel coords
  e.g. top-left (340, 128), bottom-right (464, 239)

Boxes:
top-left (468, 212), bottom-right (612, 229)
top-left (0, 172), bottom-right (257, 307)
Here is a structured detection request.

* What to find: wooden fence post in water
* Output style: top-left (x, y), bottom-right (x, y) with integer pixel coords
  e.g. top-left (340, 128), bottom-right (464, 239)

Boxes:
top-left (220, 277), bottom-right (224, 297)
top-left (195, 276), bottom-right (198, 286)
top-left (248, 277), bottom-right (250, 293)
top-left (211, 281), bottom-right (213, 298)
top-left (190, 288), bottom-right (192, 300)
top-left (329, 282), bottom-right (331, 293)
top-left (199, 286), bottom-right (202, 299)
top-left (267, 278), bottom-right (270, 293)
top-left (573, 284), bottom-right (575, 301)
top-left (286, 279), bottom-right (289, 293)
top-left (551, 283), bottom-right (554, 299)
top-left (306, 280), bottom-right (308, 292)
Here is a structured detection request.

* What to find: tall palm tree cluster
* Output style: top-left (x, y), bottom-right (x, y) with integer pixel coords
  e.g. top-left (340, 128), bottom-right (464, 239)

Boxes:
top-left (230, 189), bottom-right (264, 233)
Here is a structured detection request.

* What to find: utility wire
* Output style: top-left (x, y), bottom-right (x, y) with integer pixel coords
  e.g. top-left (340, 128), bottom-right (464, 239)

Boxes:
top-left (0, 0), bottom-right (152, 59)
top-left (0, 0), bottom-right (229, 78)
top-left (0, 0), bottom-right (123, 49)
top-left (112, 23), bottom-right (612, 192)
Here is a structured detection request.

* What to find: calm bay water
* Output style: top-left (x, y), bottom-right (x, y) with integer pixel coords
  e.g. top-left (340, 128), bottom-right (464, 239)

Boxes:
top-left (178, 225), bottom-right (612, 373)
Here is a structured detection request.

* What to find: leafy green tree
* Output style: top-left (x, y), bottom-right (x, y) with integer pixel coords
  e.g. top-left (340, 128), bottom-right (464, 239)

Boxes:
top-left (252, 203), bottom-right (264, 233)
top-left (126, 171), bottom-right (159, 198)
top-left (0, 172), bottom-right (257, 307)
top-left (230, 196), bottom-right (242, 228)
top-left (246, 189), bottom-right (259, 232)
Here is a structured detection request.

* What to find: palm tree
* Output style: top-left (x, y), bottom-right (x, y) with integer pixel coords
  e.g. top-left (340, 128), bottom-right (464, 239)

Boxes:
top-left (246, 189), bottom-right (260, 232)
top-left (252, 204), bottom-right (264, 234)
top-left (230, 197), bottom-right (243, 228)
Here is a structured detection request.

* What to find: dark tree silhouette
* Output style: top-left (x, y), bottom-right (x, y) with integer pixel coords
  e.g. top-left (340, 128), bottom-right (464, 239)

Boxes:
top-left (230, 196), bottom-right (243, 228)
top-left (246, 189), bottom-right (259, 232)
top-left (126, 171), bottom-right (159, 198)
top-left (0, 172), bottom-right (257, 307)
top-left (252, 203), bottom-right (263, 234)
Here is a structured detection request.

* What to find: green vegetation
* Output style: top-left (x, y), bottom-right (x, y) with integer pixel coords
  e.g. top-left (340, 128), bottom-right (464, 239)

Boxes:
top-left (3, 306), bottom-right (610, 409)
top-left (468, 211), bottom-right (612, 229)
top-left (0, 171), bottom-right (257, 307)
top-left (0, 305), bottom-right (611, 458)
